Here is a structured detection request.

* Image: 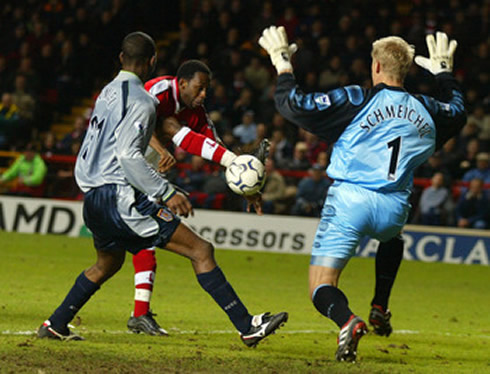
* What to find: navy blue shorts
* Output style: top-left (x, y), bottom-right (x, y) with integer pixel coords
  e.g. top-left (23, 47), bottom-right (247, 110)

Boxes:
top-left (83, 184), bottom-right (180, 254)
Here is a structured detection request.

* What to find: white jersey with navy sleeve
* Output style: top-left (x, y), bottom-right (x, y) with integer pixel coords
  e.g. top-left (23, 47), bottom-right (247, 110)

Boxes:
top-left (75, 70), bottom-right (175, 201)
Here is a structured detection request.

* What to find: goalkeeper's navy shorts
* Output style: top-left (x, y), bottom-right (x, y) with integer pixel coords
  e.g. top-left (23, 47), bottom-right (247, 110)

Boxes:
top-left (83, 184), bottom-right (180, 254)
top-left (310, 181), bottom-right (410, 268)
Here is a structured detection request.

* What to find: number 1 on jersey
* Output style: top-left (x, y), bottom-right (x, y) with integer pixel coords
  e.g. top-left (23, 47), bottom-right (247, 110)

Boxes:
top-left (387, 136), bottom-right (401, 181)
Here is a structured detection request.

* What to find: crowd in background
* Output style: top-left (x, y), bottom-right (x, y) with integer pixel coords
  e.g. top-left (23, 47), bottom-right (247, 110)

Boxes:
top-left (0, 0), bottom-right (488, 228)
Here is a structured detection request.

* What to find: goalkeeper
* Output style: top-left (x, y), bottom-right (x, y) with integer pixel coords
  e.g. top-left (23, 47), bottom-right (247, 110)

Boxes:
top-left (260, 26), bottom-right (466, 362)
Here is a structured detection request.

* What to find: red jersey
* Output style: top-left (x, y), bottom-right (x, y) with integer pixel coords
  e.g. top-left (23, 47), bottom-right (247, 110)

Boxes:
top-left (144, 76), bottom-right (218, 141)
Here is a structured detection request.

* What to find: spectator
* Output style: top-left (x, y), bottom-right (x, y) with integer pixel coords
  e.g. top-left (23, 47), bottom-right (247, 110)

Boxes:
top-left (233, 110), bottom-right (257, 145)
top-left (458, 138), bottom-right (481, 178)
top-left (251, 1), bottom-right (275, 36)
top-left (415, 152), bottom-right (451, 181)
top-left (462, 152), bottom-right (490, 183)
top-left (214, 10), bottom-right (232, 46)
top-left (270, 127), bottom-right (293, 169)
top-left (456, 178), bottom-right (489, 229)
top-left (0, 142), bottom-right (47, 197)
top-left (0, 55), bottom-right (12, 93)
top-left (467, 105), bottom-right (490, 149)
top-left (244, 56), bottom-right (270, 92)
top-left (318, 56), bottom-right (344, 90)
top-left (227, 0), bottom-right (249, 38)
top-left (256, 83), bottom-right (276, 125)
top-left (174, 155), bottom-right (208, 193)
top-left (16, 57), bottom-right (39, 92)
top-left (301, 130), bottom-right (328, 164)
top-left (12, 73), bottom-right (36, 128)
top-left (56, 39), bottom-right (77, 112)
top-left (316, 151), bottom-right (329, 169)
top-left (0, 92), bottom-right (21, 149)
top-left (242, 122), bottom-right (267, 154)
top-left (174, 159), bottom-right (226, 211)
top-left (231, 85), bottom-right (254, 122)
top-left (58, 115), bottom-right (87, 154)
top-left (260, 158), bottom-right (289, 214)
top-left (315, 36), bottom-right (332, 73)
top-left (284, 141), bottom-right (310, 171)
top-left (277, 6), bottom-right (299, 40)
top-left (291, 164), bottom-right (331, 217)
top-left (201, 168), bottom-right (228, 210)
top-left (40, 131), bottom-right (61, 156)
top-left (271, 111), bottom-right (295, 141)
top-left (417, 172), bottom-right (454, 226)
top-left (439, 137), bottom-right (463, 181)
top-left (206, 82), bottom-right (231, 117)
top-left (458, 120), bottom-right (480, 151)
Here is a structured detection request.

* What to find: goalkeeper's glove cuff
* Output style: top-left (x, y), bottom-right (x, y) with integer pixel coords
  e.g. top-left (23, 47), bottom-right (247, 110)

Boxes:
top-left (274, 60), bottom-right (293, 74)
top-left (270, 44), bottom-right (297, 74)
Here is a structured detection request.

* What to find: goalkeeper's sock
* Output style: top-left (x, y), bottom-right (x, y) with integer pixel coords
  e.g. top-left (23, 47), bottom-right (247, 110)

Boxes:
top-left (132, 248), bottom-right (157, 317)
top-left (49, 271), bottom-right (100, 333)
top-left (371, 235), bottom-right (404, 310)
top-left (312, 284), bottom-right (353, 328)
top-left (172, 126), bottom-right (235, 167)
top-left (197, 266), bottom-right (252, 334)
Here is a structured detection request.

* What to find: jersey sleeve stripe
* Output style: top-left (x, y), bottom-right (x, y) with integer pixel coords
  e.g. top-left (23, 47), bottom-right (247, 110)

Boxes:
top-left (172, 126), bottom-right (191, 146)
top-left (122, 80), bottom-right (129, 117)
top-left (148, 80), bottom-right (170, 96)
top-left (201, 139), bottom-right (218, 160)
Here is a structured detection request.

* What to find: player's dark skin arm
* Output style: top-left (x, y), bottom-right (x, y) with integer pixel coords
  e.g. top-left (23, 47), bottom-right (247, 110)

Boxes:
top-left (149, 114), bottom-right (194, 173)
top-left (155, 116), bottom-right (264, 215)
top-left (149, 135), bottom-right (176, 173)
top-left (155, 116), bottom-right (182, 143)
top-left (148, 116), bottom-right (188, 173)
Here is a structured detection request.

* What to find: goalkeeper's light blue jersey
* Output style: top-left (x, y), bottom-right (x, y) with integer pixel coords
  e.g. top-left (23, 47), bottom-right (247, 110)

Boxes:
top-left (275, 73), bottom-right (466, 194)
top-left (328, 88), bottom-right (435, 192)
top-left (75, 70), bottom-right (175, 200)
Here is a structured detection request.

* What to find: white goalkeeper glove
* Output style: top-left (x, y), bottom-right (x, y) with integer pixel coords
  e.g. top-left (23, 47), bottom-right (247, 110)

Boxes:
top-left (414, 31), bottom-right (458, 75)
top-left (258, 26), bottom-right (298, 74)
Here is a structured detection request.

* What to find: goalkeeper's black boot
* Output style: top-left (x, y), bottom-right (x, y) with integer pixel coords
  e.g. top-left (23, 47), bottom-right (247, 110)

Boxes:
top-left (127, 310), bottom-right (168, 336)
top-left (252, 138), bottom-right (270, 163)
top-left (37, 320), bottom-right (84, 341)
top-left (240, 312), bottom-right (288, 347)
top-left (335, 315), bottom-right (368, 362)
top-left (369, 304), bottom-right (393, 337)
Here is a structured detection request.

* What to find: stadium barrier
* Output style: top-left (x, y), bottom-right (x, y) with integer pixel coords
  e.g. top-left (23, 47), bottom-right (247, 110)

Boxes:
top-left (0, 195), bottom-right (488, 266)
top-left (1, 152), bottom-right (487, 201)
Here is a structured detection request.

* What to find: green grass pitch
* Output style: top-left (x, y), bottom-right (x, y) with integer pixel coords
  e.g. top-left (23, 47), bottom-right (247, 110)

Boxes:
top-left (0, 231), bottom-right (489, 373)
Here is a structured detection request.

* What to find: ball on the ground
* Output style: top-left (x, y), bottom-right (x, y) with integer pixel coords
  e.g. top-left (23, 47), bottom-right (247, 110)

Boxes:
top-left (225, 155), bottom-right (266, 195)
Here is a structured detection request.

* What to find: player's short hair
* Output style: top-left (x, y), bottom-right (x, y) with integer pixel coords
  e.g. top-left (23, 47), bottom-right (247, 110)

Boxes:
top-left (177, 60), bottom-right (212, 81)
top-left (121, 31), bottom-right (156, 64)
top-left (371, 36), bottom-right (414, 82)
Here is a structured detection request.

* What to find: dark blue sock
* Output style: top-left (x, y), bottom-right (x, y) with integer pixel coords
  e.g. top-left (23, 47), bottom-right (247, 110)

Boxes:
top-left (49, 272), bottom-right (100, 333)
top-left (372, 235), bottom-right (404, 310)
top-left (312, 284), bottom-right (353, 328)
top-left (197, 266), bottom-right (252, 334)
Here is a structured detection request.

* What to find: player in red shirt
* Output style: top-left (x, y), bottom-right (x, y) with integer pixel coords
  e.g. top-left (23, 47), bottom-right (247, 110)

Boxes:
top-left (128, 60), bottom-right (266, 335)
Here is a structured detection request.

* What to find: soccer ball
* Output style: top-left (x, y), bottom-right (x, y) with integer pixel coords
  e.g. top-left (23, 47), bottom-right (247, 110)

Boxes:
top-left (225, 155), bottom-right (266, 195)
